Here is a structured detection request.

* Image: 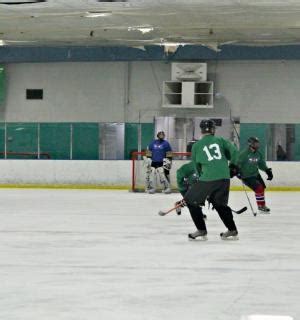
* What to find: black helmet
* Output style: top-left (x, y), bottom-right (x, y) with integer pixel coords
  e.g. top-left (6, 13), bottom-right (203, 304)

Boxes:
top-left (248, 136), bottom-right (260, 149)
top-left (200, 119), bottom-right (216, 134)
top-left (157, 131), bottom-right (165, 139)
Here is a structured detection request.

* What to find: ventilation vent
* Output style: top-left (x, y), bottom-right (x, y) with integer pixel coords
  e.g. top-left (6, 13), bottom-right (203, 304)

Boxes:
top-left (96, 0), bottom-right (128, 2)
top-left (26, 89), bottom-right (43, 100)
top-left (0, 0), bottom-right (46, 4)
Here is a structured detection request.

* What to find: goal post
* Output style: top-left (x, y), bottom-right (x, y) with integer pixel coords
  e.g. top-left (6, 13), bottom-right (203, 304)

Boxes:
top-left (131, 151), bottom-right (192, 192)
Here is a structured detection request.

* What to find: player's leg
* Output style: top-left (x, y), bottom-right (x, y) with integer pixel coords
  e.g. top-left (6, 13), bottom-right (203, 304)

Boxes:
top-left (187, 204), bottom-right (207, 240)
top-left (244, 176), bottom-right (270, 213)
top-left (164, 168), bottom-right (170, 183)
top-left (256, 174), bottom-right (270, 213)
top-left (183, 181), bottom-right (210, 240)
top-left (210, 179), bottom-right (239, 240)
top-left (145, 166), bottom-right (156, 194)
top-left (156, 166), bottom-right (171, 194)
top-left (163, 158), bottom-right (172, 183)
top-left (177, 190), bottom-right (207, 219)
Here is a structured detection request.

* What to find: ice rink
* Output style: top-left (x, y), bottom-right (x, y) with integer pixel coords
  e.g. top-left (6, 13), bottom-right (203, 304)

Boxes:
top-left (0, 189), bottom-right (298, 320)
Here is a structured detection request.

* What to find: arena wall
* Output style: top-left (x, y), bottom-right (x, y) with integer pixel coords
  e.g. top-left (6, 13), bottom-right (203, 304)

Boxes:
top-left (0, 160), bottom-right (298, 190)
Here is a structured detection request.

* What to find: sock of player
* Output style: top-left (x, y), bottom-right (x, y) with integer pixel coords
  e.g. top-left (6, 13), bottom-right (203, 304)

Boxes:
top-left (255, 184), bottom-right (265, 207)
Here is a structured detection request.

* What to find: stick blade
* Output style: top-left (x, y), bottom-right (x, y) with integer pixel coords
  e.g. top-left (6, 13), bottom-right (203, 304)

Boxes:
top-left (158, 210), bottom-right (167, 216)
top-left (234, 206), bottom-right (248, 214)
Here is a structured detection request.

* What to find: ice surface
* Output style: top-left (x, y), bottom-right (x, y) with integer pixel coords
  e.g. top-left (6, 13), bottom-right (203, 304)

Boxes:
top-left (0, 189), bottom-right (298, 320)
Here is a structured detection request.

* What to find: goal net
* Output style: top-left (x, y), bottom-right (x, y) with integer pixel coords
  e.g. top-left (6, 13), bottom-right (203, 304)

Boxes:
top-left (131, 151), bottom-right (192, 192)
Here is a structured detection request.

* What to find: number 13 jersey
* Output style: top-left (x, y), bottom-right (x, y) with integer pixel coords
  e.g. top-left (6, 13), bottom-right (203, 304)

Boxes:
top-left (191, 135), bottom-right (238, 181)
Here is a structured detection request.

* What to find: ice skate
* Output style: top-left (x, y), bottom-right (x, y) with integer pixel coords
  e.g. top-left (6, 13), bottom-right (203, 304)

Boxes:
top-left (188, 230), bottom-right (207, 241)
top-left (163, 187), bottom-right (171, 194)
top-left (220, 230), bottom-right (239, 240)
top-left (258, 205), bottom-right (271, 214)
top-left (147, 188), bottom-right (156, 194)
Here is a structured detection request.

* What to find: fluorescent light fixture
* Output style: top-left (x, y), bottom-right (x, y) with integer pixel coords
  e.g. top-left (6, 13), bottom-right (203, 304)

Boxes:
top-left (240, 315), bottom-right (294, 320)
top-left (159, 41), bottom-right (187, 47)
top-left (128, 26), bottom-right (154, 34)
top-left (0, 40), bottom-right (6, 46)
top-left (85, 11), bottom-right (112, 18)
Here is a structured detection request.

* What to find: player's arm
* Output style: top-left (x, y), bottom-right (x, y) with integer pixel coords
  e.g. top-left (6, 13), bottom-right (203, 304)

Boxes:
top-left (258, 152), bottom-right (268, 171)
top-left (146, 142), bottom-right (154, 158)
top-left (223, 139), bottom-right (239, 164)
top-left (191, 143), bottom-right (202, 175)
top-left (176, 169), bottom-right (186, 193)
top-left (223, 139), bottom-right (240, 177)
top-left (165, 142), bottom-right (173, 159)
top-left (258, 152), bottom-right (273, 180)
top-left (163, 142), bottom-right (173, 170)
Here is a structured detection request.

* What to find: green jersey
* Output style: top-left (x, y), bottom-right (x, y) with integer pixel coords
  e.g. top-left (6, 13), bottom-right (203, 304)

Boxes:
top-left (176, 162), bottom-right (199, 193)
top-left (237, 148), bottom-right (268, 178)
top-left (191, 134), bottom-right (238, 181)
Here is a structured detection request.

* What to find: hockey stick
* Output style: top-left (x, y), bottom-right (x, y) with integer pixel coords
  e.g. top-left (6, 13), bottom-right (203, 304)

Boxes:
top-left (232, 206), bottom-right (247, 214)
top-left (158, 202), bottom-right (183, 216)
top-left (158, 202), bottom-right (247, 216)
top-left (242, 183), bottom-right (257, 216)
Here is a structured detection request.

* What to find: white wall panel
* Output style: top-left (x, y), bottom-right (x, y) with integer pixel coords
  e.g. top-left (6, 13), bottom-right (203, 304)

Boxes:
top-left (3, 60), bottom-right (300, 123)
top-left (0, 160), bottom-right (298, 187)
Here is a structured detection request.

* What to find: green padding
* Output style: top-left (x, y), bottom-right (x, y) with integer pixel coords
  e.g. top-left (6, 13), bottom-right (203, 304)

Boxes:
top-left (72, 123), bottom-right (99, 160)
top-left (0, 123), bottom-right (5, 159)
top-left (240, 123), bottom-right (267, 154)
top-left (6, 123), bottom-right (38, 159)
top-left (141, 123), bottom-right (154, 150)
top-left (125, 123), bottom-right (138, 160)
top-left (0, 66), bottom-right (5, 104)
top-left (40, 123), bottom-right (70, 159)
top-left (294, 124), bottom-right (300, 161)
top-left (124, 123), bottom-right (154, 159)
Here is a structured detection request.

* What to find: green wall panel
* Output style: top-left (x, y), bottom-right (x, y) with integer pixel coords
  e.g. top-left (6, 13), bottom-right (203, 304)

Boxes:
top-left (294, 124), bottom-right (300, 161)
top-left (124, 123), bottom-right (154, 160)
top-left (72, 123), bottom-right (99, 160)
top-left (0, 66), bottom-right (5, 105)
top-left (141, 123), bottom-right (154, 151)
top-left (6, 123), bottom-right (38, 159)
top-left (124, 123), bottom-right (138, 160)
top-left (0, 123), bottom-right (5, 159)
top-left (40, 123), bottom-right (71, 159)
top-left (240, 123), bottom-right (267, 155)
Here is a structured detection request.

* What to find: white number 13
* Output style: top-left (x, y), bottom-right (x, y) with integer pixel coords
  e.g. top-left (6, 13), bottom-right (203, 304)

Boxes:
top-left (203, 144), bottom-right (222, 161)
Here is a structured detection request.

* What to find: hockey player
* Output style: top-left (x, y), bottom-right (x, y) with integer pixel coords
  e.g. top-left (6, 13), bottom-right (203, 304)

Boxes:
top-left (179, 119), bottom-right (239, 241)
top-left (237, 136), bottom-right (273, 213)
top-left (144, 131), bottom-right (173, 194)
top-left (176, 161), bottom-right (207, 226)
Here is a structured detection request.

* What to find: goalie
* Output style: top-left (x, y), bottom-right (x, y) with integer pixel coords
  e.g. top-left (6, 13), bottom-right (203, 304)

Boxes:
top-left (144, 131), bottom-right (173, 194)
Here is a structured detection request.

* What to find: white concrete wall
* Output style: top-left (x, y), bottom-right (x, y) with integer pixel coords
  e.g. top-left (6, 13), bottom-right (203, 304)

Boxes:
top-left (3, 62), bottom-right (127, 122)
top-left (3, 60), bottom-right (300, 123)
top-left (0, 160), bottom-right (131, 186)
top-left (0, 160), bottom-right (298, 187)
top-left (210, 60), bottom-right (300, 123)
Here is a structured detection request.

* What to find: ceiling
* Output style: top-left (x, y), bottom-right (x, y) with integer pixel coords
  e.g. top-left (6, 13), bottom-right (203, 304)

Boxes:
top-left (1, 0), bottom-right (300, 50)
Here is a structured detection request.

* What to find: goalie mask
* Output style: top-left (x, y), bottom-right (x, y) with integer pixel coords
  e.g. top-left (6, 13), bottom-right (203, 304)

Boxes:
top-left (157, 131), bottom-right (165, 140)
top-left (200, 119), bottom-right (216, 134)
top-left (248, 136), bottom-right (260, 150)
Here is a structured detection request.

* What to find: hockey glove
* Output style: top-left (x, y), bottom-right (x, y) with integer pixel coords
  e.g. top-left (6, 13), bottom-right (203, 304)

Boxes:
top-left (266, 168), bottom-right (273, 181)
top-left (229, 163), bottom-right (239, 178)
top-left (175, 199), bottom-right (186, 208)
